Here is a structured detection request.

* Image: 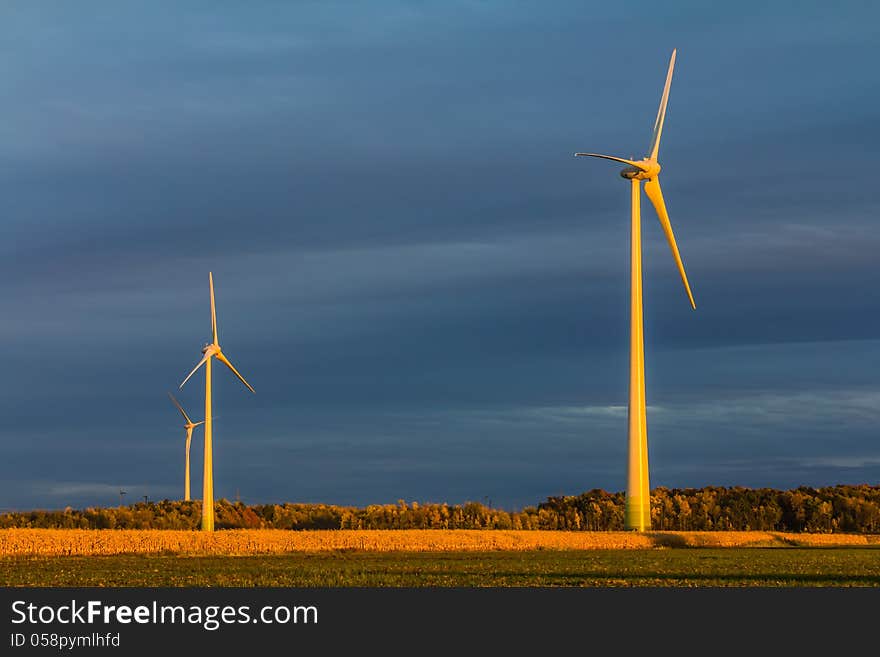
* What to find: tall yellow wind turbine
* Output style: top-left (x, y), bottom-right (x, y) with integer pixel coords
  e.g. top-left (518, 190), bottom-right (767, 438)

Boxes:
top-left (575, 49), bottom-right (696, 531)
top-left (167, 392), bottom-right (204, 502)
top-left (180, 272), bottom-right (255, 531)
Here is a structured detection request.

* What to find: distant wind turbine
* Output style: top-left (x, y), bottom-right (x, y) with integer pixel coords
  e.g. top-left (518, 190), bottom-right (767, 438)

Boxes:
top-left (180, 272), bottom-right (255, 531)
top-left (167, 392), bottom-right (204, 502)
top-left (575, 49), bottom-right (696, 531)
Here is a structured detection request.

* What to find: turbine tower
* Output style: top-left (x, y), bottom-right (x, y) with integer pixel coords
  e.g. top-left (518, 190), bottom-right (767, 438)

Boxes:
top-left (575, 49), bottom-right (695, 531)
top-left (167, 392), bottom-right (204, 501)
top-left (180, 272), bottom-right (255, 531)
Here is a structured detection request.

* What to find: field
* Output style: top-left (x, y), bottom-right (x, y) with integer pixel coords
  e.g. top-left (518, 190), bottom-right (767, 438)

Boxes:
top-left (2, 549), bottom-right (879, 587)
top-left (3, 529), bottom-right (879, 556)
top-left (1, 529), bottom-right (879, 587)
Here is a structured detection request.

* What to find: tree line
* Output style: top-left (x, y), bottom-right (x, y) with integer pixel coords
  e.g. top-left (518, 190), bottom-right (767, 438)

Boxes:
top-left (1, 485), bottom-right (878, 532)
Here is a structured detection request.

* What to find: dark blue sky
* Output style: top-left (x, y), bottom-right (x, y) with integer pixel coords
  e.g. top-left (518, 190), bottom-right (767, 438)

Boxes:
top-left (2, 2), bottom-right (878, 510)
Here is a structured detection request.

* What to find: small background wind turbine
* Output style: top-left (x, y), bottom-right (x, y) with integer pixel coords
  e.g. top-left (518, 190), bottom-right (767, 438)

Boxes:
top-left (575, 49), bottom-right (696, 531)
top-left (167, 392), bottom-right (204, 502)
top-left (180, 272), bottom-right (255, 531)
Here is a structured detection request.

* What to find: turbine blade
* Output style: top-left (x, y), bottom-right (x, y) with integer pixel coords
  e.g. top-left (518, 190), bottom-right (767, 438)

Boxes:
top-left (179, 355), bottom-right (209, 389)
top-left (210, 272), bottom-right (218, 346)
top-left (167, 392), bottom-right (193, 424)
top-left (216, 352), bottom-right (255, 394)
top-left (193, 420), bottom-right (205, 427)
top-left (574, 153), bottom-right (648, 170)
top-left (648, 49), bottom-right (676, 160)
top-left (643, 177), bottom-right (696, 309)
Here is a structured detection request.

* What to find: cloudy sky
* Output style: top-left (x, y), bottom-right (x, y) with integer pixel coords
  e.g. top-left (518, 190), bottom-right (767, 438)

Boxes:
top-left (1, 2), bottom-right (878, 510)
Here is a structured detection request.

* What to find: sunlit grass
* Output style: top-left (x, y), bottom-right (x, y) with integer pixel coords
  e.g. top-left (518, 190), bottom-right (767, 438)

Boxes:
top-left (3, 549), bottom-right (879, 587)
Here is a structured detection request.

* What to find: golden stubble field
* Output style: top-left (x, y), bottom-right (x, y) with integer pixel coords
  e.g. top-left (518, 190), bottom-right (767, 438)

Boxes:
top-left (2, 529), bottom-right (878, 557)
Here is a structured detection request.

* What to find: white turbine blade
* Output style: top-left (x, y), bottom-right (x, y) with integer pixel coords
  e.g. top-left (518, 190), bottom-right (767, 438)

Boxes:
top-left (179, 354), bottom-right (209, 389)
top-left (193, 420), bottom-right (205, 427)
top-left (216, 352), bottom-right (255, 393)
top-left (643, 177), bottom-right (696, 309)
top-left (209, 272), bottom-right (218, 346)
top-left (574, 153), bottom-right (648, 170)
top-left (648, 49), bottom-right (676, 160)
top-left (167, 392), bottom-right (192, 424)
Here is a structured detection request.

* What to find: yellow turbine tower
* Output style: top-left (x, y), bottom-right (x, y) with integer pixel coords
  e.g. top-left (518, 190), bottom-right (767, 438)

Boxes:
top-left (575, 49), bottom-right (696, 531)
top-left (167, 392), bottom-right (204, 501)
top-left (180, 272), bottom-right (255, 531)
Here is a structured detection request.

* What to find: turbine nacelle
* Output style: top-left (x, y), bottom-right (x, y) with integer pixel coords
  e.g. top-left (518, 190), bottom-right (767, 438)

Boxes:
top-left (201, 343), bottom-right (221, 357)
top-left (620, 159), bottom-right (661, 180)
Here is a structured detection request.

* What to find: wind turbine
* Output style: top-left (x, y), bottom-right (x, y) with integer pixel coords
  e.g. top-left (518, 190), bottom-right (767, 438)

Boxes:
top-left (180, 272), bottom-right (255, 531)
top-left (167, 392), bottom-right (204, 502)
top-left (575, 49), bottom-right (696, 531)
